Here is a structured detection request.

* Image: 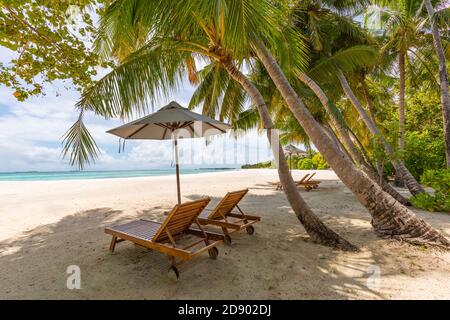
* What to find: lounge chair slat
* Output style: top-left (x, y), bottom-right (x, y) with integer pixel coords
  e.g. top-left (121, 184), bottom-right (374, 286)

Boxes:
top-left (106, 220), bottom-right (161, 241)
top-left (153, 198), bottom-right (210, 242)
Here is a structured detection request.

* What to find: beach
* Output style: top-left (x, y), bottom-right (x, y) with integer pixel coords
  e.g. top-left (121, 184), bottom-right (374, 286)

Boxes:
top-left (0, 169), bottom-right (449, 299)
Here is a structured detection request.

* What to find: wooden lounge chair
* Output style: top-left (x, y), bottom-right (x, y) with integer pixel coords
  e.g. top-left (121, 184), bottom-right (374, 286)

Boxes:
top-left (298, 172), bottom-right (321, 191)
top-left (197, 189), bottom-right (260, 245)
top-left (105, 198), bottom-right (223, 280)
top-left (273, 174), bottom-right (310, 191)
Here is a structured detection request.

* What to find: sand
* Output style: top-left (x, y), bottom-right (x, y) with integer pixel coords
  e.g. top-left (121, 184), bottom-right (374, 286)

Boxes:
top-left (0, 169), bottom-right (449, 299)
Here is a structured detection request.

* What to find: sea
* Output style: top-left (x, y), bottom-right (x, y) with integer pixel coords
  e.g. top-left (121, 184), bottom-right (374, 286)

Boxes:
top-left (0, 168), bottom-right (238, 182)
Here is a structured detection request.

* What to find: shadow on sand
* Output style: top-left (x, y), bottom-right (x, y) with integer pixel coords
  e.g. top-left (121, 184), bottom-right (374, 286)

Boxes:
top-left (0, 179), bottom-right (448, 299)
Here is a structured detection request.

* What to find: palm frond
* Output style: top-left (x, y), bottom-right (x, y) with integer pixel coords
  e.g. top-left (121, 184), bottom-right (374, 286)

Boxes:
top-left (432, 6), bottom-right (450, 29)
top-left (309, 45), bottom-right (377, 79)
top-left (61, 110), bottom-right (100, 170)
top-left (234, 108), bottom-right (260, 131)
top-left (78, 38), bottom-right (199, 119)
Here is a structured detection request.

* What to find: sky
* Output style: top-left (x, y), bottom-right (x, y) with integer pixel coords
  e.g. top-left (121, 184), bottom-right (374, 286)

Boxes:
top-left (0, 46), bottom-right (274, 173)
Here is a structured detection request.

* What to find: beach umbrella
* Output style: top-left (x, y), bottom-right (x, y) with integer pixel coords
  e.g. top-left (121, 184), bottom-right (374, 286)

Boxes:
top-left (283, 144), bottom-right (307, 171)
top-left (107, 101), bottom-right (231, 204)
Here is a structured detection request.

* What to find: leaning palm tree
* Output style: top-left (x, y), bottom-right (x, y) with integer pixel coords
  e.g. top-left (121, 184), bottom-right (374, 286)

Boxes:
top-left (191, 46), bottom-right (410, 206)
top-left (289, 1), bottom-right (413, 203)
top-left (64, 0), bottom-right (357, 250)
top-left (423, 0), bottom-right (450, 168)
top-left (64, 0), bottom-right (449, 248)
top-left (294, 0), bottom-right (426, 195)
top-left (247, 3), bottom-right (449, 247)
top-left (366, 0), bottom-right (439, 184)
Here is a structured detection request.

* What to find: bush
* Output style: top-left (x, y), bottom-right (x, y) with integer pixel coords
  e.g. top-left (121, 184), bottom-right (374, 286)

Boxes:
top-left (287, 155), bottom-right (302, 169)
top-left (311, 153), bottom-right (329, 169)
top-left (420, 169), bottom-right (450, 193)
top-left (297, 158), bottom-right (315, 170)
top-left (404, 131), bottom-right (446, 179)
top-left (410, 169), bottom-right (450, 212)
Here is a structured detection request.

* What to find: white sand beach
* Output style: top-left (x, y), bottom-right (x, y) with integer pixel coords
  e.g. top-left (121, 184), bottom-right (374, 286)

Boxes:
top-left (0, 169), bottom-right (449, 299)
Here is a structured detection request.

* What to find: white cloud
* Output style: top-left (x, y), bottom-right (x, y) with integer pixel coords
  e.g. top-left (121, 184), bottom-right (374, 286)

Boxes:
top-left (0, 80), bottom-right (274, 172)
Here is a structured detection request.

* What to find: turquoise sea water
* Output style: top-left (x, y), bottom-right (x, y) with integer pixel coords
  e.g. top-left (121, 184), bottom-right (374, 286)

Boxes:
top-left (0, 168), bottom-right (237, 182)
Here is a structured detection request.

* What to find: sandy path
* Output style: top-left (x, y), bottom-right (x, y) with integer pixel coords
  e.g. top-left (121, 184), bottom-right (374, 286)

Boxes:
top-left (0, 169), bottom-right (449, 299)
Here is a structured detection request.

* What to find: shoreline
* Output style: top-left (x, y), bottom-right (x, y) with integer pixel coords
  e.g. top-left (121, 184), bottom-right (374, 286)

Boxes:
top-left (0, 168), bottom-right (242, 184)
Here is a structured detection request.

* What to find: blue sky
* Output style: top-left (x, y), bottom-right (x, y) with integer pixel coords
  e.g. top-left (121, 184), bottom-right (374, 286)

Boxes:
top-left (0, 47), bottom-right (274, 172)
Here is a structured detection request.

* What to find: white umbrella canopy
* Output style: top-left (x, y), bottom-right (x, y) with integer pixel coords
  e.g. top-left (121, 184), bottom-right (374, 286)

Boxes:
top-left (107, 101), bottom-right (230, 140)
top-left (107, 101), bottom-right (232, 204)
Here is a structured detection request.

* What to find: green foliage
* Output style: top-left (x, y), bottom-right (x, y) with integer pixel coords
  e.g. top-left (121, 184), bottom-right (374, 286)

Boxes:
top-left (286, 155), bottom-right (301, 169)
top-left (311, 152), bottom-right (329, 169)
top-left (410, 193), bottom-right (448, 213)
top-left (297, 158), bottom-right (314, 170)
top-left (421, 169), bottom-right (450, 194)
top-left (404, 131), bottom-right (446, 178)
top-left (366, 83), bottom-right (446, 180)
top-left (0, 0), bottom-right (111, 100)
top-left (296, 152), bottom-right (329, 170)
top-left (402, 88), bottom-right (446, 178)
top-left (241, 151), bottom-right (330, 171)
top-left (309, 45), bottom-right (377, 80)
top-left (410, 169), bottom-right (450, 212)
top-left (241, 161), bottom-right (273, 169)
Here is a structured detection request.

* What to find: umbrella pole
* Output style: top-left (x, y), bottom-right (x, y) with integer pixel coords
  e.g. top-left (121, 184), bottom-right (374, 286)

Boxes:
top-left (174, 138), bottom-right (181, 204)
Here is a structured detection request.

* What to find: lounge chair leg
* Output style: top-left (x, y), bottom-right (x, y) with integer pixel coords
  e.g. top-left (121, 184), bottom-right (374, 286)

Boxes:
top-left (221, 227), bottom-right (232, 245)
top-left (109, 236), bottom-right (118, 252)
top-left (167, 256), bottom-right (180, 280)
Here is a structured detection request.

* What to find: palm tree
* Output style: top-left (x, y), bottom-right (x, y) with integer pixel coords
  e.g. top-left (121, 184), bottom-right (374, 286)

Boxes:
top-left (288, 1), bottom-right (411, 203)
top-left (337, 70), bottom-right (426, 195)
top-left (294, 0), bottom-right (426, 195)
top-left (64, 0), bottom-right (449, 248)
top-left (64, 0), bottom-right (357, 251)
top-left (366, 0), bottom-right (439, 184)
top-left (298, 70), bottom-right (410, 204)
top-left (423, 0), bottom-right (450, 168)
top-left (250, 0), bottom-right (449, 247)
top-left (194, 47), bottom-right (410, 205)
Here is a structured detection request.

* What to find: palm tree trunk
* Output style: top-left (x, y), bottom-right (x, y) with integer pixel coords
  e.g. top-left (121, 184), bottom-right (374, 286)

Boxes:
top-left (323, 124), bottom-right (353, 161)
top-left (254, 43), bottom-right (449, 248)
top-left (221, 58), bottom-right (358, 251)
top-left (298, 72), bottom-right (410, 205)
top-left (361, 79), bottom-right (377, 120)
top-left (396, 53), bottom-right (407, 186)
top-left (337, 71), bottom-right (426, 195)
top-left (424, 0), bottom-right (450, 168)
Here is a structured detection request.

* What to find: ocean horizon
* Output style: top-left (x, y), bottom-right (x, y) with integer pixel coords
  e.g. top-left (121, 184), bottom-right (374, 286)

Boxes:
top-left (0, 168), bottom-right (239, 182)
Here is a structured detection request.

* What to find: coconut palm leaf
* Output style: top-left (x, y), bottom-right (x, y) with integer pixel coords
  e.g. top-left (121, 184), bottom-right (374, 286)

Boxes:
top-left (308, 45), bottom-right (378, 79)
top-left (61, 110), bottom-right (100, 170)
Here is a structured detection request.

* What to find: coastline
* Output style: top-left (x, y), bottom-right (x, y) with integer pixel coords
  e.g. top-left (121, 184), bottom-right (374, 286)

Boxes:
top-left (0, 168), bottom-right (240, 182)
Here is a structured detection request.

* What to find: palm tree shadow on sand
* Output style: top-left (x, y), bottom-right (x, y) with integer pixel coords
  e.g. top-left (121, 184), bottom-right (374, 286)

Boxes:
top-left (0, 187), bottom-right (448, 299)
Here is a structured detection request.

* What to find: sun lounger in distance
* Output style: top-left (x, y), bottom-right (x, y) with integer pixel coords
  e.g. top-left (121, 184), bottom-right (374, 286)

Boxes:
top-left (298, 172), bottom-right (321, 191)
top-left (274, 173), bottom-right (310, 191)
